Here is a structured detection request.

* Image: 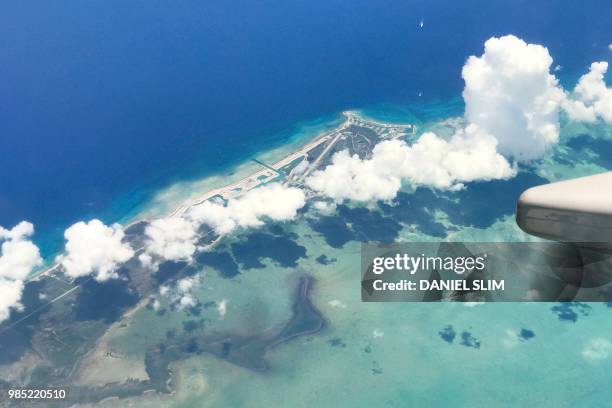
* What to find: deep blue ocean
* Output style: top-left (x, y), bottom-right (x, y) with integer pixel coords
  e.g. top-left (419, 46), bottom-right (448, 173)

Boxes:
top-left (0, 0), bottom-right (610, 259)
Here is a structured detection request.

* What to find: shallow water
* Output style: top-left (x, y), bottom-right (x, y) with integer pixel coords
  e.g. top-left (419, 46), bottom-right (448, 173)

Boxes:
top-left (84, 115), bottom-right (612, 407)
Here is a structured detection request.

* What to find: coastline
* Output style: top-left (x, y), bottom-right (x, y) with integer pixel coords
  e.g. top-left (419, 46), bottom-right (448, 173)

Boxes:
top-left (115, 112), bottom-right (347, 224)
top-left (130, 111), bottom-right (415, 227)
top-left (27, 110), bottom-right (416, 282)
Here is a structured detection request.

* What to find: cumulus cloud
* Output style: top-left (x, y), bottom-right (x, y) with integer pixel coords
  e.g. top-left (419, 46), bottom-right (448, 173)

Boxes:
top-left (563, 62), bottom-right (612, 123)
top-left (306, 149), bottom-right (402, 202)
top-left (313, 201), bottom-right (337, 215)
top-left (189, 183), bottom-right (306, 234)
top-left (0, 221), bottom-right (42, 322)
top-left (178, 294), bottom-right (197, 309)
top-left (138, 183), bottom-right (306, 269)
top-left (177, 275), bottom-right (196, 292)
top-left (462, 35), bottom-right (565, 160)
top-left (0, 222), bottom-right (42, 281)
top-left (0, 221), bottom-right (35, 241)
top-left (57, 219), bottom-right (134, 281)
top-left (156, 274), bottom-right (201, 310)
top-left (0, 280), bottom-right (25, 323)
top-left (139, 217), bottom-right (199, 268)
top-left (307, 126), bottom-right (515, 201)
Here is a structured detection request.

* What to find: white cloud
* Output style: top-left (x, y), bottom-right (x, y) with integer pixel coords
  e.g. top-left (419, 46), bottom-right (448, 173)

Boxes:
top-left (156, 274), bottom-right (201, 310)
top-left (178, 294), bottom-right (196, 309)
top-left (57, 219), bottom-right (134, 281)
top-left (462, 35), bottom-right (565, 160)
top-left (0, 223), bottom-right (43, 281)
top-left (0, 221), bottom-right (35, 241)
top-left (189, 183), bottom-right (306, 234)
top-left (176, 276), bottom-right (199, 310)
top-left (177, 275), bottom-right (197, 293)
top-left (563, 62), bottom-right (612, 123)
top-left (139, 217), bottom-right (199, 268)
top-left (306, 148), bottom-right (402, 202)
top-left (313, 201), bottom-right (337, 215)
top-left (399, 126), bottom-right (515, 188)
top-left (582, 337), bottom-right (612, 361)
top-left (0, 279), bottom-right (25, 323)
top-left (0, 240), bottom-right (42, 282)
top-left (307, 127), bottom-right (515, 202)
top-left (139, 184), bottom-right (305, 269)
top-left (0, 221), bottom-right (42, 323)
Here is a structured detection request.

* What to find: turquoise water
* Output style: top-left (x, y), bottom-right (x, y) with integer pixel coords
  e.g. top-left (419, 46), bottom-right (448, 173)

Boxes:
top-left (83, 105), bottom-right (612, 407)
top-left (19, 104), bottom-right (603, 405)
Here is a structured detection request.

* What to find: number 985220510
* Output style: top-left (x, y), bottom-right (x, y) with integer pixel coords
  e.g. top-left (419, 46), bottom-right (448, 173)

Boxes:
top-left (6, 388), bottom-right (68, 400)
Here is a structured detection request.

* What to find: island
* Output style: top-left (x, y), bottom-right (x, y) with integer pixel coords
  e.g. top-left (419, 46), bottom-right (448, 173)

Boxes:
top-left (0, 112), bottom-right (416, 405)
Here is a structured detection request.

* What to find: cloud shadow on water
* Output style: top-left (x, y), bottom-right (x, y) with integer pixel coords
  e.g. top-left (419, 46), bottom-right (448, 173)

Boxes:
top-left (231, 231), bottom-right (307, 269)
top-left (73, 278), bottom-right (139, 324)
